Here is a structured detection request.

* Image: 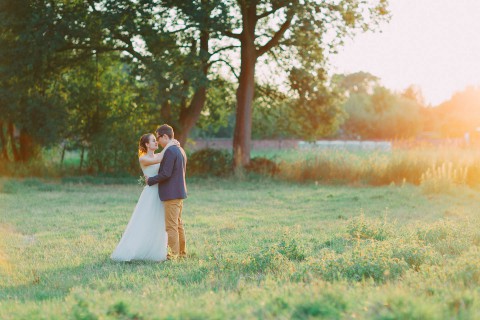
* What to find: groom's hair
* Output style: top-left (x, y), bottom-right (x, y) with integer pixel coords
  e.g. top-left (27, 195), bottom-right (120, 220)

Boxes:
top-left (156, 124), bottom-right (174, 139)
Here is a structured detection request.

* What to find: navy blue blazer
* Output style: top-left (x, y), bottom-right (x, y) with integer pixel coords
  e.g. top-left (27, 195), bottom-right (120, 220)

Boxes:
top-left (147, 145), bottom-right (187, 201)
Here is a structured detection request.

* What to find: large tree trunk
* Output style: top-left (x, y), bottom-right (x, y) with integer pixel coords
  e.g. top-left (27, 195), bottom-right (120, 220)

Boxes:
top-left (0, 121), bottom-right (9, 161)
top-left (7, 122), bottom-right (21, 162)
top-left (177, 86), bottom-right (207, 146)
top-left (177, 31), bottom-right (210, 146)
top-left (160, 99), bottom-right (171, 123)
top-left (19, 129), bottom-right (37, 162)
top-left (233, 4), bottom-right (257, 169)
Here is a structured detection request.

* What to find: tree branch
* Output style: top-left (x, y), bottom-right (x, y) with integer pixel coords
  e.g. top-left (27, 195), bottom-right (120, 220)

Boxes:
top-left (256, 14), bottom-right (293, 57)
top-left (211, 45), bottom-right (241, 56)
top-left (209, 59), bottom-right (239, 79)
top-left (257, 5), bottom-right (287, 20)
top-left (57, 44), bottom-right (127, 54)
top-left (224, 30), bottom-right (242, 40)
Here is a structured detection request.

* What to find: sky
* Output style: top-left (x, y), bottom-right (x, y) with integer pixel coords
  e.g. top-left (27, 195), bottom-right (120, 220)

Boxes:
top-left (329, 0), bottom-right (480, 106)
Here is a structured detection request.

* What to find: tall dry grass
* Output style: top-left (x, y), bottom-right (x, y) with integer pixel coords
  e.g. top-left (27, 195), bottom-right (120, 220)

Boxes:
top-left (277, 146), bottom-right (480, 192)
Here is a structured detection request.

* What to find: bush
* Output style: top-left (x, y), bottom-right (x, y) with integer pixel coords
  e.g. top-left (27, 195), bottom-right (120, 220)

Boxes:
top-left (245, 157), bottom-right (279, 176)
top-left (347, 214), bottom-right (393, 241)
top-left (187, 148), bottom-right (233, 177)
top-left (315, 242), bottom-right (410, 283)
top-left (292, 293), bottom-right (347, 319)
top-left (391, 241), bottom-right (440, 271)
top-left (368, 294), bottom-right (440, 319)
top-left (416, 220), bottom-right (471, 256)
top-left (277, 236), bottom-right (307, 261)
top-left (241, 248), bottom-right (291, 275)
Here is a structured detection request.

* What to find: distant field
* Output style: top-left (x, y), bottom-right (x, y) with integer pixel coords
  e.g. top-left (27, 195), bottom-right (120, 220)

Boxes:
top-left (1, 178), bottom-right (480, 319)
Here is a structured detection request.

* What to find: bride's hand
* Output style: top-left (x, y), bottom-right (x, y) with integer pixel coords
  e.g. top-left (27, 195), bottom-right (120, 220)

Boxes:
top-left (170, 139), bottom-right (180, 147)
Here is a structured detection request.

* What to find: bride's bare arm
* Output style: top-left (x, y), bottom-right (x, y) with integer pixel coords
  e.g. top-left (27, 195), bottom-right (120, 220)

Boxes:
top-left (138, 139), bottom-right (180, 167)
top-left (139, 154), bottom-right (160, 167)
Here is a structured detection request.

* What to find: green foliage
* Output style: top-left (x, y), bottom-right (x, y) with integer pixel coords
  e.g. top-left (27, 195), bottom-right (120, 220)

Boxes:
top-left (340, 85), bottom-right (424, 140)
top-left (416, 220), bottom-right (471, 257)
top-left (242, 247), bottom-right (293, 276)
top-left (187, 148), bottom-right (233, 177)
top-left (368, 294), bottom-right (440, 320)
top-left (194, 77), bottom-right (236, 138)
top-left (449, 249), bottom-right (480, 287)
top-left (391, 241), bottom-right (441, 271)
top-left (72, 297), bottom-right (98, 320)
top-left (276, 234), bottom-right (307, 261)
top-left (289, 68), bottom-right (347, 140)
top-left (107, 301), bottom-right (142, 320)
top-left (316, 242), bottom-right (410, 283)
top-left (292, 293), bottom-right (347, 319)
top-left (347, 214), bottom-right (393, 241)
top-left (251, 84), bottom-right (295, 140)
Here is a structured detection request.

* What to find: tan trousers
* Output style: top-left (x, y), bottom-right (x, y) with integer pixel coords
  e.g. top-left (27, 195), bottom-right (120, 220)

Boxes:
top-left (163, 199), bottom-right (186, 258)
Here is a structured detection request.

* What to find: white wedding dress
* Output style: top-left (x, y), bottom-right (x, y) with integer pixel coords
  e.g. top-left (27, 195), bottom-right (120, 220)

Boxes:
top-left (111, 163), bottom-right (168, 262)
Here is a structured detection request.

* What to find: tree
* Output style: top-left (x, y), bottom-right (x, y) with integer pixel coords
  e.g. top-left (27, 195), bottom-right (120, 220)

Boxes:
top-left (402, 84), bottom-right (425, 106)
top-left (289, 68), bottom-right (345, 140)
top-left (435, 86), bottom-right (480, 138)
top-left (0, 0), bottom-right (72, 161)
top-left (337, 75), bottom-right (423, 140)
top-left (70, 0), bottom-right (235, 146)
top-left (56, 53), bottom-right (147, 173)
top-left (218, 0), bottom-right (390, 168)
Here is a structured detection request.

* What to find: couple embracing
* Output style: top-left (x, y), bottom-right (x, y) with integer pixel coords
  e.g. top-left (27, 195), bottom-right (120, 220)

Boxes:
top-left (111, 124), bottom-right (187, 262)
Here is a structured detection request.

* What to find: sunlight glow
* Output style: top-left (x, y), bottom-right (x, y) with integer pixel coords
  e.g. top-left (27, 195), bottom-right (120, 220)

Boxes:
top-left (330, 0), bottom-right (480, 106)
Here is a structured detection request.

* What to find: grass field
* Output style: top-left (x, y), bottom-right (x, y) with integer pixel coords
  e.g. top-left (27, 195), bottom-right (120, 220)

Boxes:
top-left (1, 177), bottom-right (480, 319)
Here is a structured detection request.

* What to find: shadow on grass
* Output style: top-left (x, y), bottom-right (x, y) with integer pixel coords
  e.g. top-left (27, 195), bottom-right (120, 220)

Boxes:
top-left (0, 256), bottom-right (183, 302)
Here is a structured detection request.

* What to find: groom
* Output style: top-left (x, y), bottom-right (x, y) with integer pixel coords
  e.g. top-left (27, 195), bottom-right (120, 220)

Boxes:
top-left (145, 124), bottom-right (187, 260)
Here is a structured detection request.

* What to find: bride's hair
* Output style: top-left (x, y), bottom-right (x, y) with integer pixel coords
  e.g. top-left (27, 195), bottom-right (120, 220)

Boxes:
top-left (138, 133), bottom-right (153, 157)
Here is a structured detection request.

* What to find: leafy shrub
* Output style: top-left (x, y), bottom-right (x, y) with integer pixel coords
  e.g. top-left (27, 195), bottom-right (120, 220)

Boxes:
top-left (368, 294), bottom-right (440, 320)
top-left (187, 148), bottom-right (233, 177)
top-left (276, 235), bottom-right (307, 261)
top-left (446, 293), bottom-right (476, 319)
top-left (0, 180), bottom-right (21, 194)
top-left (347, 214), bottom-right (393, 241)
top-left (291, 293), bottom-right (347, 319)
top-left (218, 235), bottom-right (305, 277)
top-left (391, 241), bottom-right (440, 271)
top-left (245, 157), bottom-right (279, 176)
top-left (417, 220), bottom-right (470, 256)
top-left (317, 236), bottom-right (354, 254)
top-left (72, 297), bottom-right (97, 320)
top-left (241, 247), bottom-right (292, 276)
top-left (315, 242), bottom-right (409, 283)
top-left (241, 236), bottom-right (305, 275)
top-left (446, 249), bottom-right (480, 287)
top-left (107, 301), bottom-right (142, 320)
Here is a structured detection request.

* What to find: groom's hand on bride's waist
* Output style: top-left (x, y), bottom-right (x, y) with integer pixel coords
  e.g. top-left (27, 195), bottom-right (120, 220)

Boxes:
top-left (144, 175), bottom-right (149, 184)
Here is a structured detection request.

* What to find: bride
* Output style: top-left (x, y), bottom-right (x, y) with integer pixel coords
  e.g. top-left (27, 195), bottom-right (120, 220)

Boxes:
top-left (111, 133), bottom-right (178, 262)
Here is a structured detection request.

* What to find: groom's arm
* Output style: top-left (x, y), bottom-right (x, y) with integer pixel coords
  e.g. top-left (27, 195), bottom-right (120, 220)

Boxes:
top-left (147, 148), bottom-right (176, 186)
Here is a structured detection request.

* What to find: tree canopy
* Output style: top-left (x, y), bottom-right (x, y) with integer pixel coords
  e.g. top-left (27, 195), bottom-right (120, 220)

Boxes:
top-left (1, 0), bottom-right (394, 173)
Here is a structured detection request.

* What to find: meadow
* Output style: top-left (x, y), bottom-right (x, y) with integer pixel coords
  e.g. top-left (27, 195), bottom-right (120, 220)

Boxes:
top-left (1, 174), bottom-right (480, 319)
